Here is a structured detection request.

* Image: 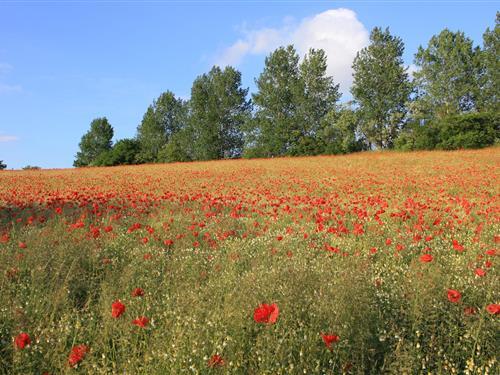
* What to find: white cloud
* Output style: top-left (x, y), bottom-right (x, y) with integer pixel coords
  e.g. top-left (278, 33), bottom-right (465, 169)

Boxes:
top-left (215, 8), bottom-right (369, 94)
top-left (0, 135), bottom-right (19, 142)
top-left (217, 40), bottom-right (252, 67)
top-left (0, 83), bottom-right (22, 94)
top-left (407, 63), bottom-right (419, 79)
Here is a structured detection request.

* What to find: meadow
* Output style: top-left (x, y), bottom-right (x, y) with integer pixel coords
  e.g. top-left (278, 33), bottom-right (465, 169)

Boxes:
top-left (0, 149), bottom-right (498, 374)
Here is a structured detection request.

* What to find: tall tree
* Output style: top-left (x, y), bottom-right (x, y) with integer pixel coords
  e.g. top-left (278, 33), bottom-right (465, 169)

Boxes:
top-left (74, 117), bottom-right (114, 167)
top-left (294, 48), bottom-right (341, 155)
top-left (413, 29), bottom-right (480, 120)
top-left (189, 66), bottom-right (251, 160)
top-left (477, 13), bottom-right (499, 112)
top-left (136, 91), bottom-right (187, 163)
top-left (352, 27), bottom-right (412, 149)
top-left (319, 106), bottom-right (366, 155)
top-left (249, 45), bottom-right (302, 157)
top-left (0, 160), bottom-right (6, 170)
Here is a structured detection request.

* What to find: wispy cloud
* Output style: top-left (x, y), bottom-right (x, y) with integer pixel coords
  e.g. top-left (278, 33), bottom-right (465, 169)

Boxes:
top-left (0, 83), bottom-right (22, 94)
top-left (215, 8), bottom-right (370, 94)
top-left (0, 62), bottom-right (22, 94)
top-left (0, 135), bottom-right (19, 142)
top-left (0, 62), bottom-right (13, 75)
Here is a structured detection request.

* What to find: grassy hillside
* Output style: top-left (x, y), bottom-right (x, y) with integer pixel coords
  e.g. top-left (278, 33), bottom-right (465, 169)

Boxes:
top-left (0, 149), bottom-right (499, 374)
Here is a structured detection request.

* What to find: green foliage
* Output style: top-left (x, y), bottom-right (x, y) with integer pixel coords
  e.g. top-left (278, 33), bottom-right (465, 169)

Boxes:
top-left (249, 46), bottom-right (341, 157)
top-left (293, 48), bottom-right (341, 155)
top-left (157, 130), bottom-right (193, 163)
top-left (73, 14), bottom-right (500, 166)
top-left (74, 117), bottom-right (114, 167)
top-left (22, 165), bottom-right (41, 170)
top-left (396, 112), bottom-right (499, 151)
top-left (434, 112), bottom-right (499, 150)
top-left (352, 27), bottom-right (412, 149)
top-left (413, 29), bottom-right (480, 120)
top-left (320, 108), bottom-right (366, 155)
top-left (394, 121), bottom-right (440, 151)
top-left (0, 160), bottom-right (6, 170)
top-left (136, 91), bottom-right (187, 163)
top-left (94, 139), bottom-right (140, 166)
top-left (477, 13), bottom-right (500, 112)
top-left (249, 45), bottom-right (302, 157)
top-left (189, 66), bottom-right (251, 161)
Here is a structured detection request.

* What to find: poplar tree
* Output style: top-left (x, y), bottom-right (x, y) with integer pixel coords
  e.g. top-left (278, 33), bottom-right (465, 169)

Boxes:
top-left (413, 29), bottom-right (479, 119)
top-left (352, 27), bottom-right (412, 149)
top-left (189, 66), bottom-right (250, 160)
top-left (136, 91), bottom-right (187, 162)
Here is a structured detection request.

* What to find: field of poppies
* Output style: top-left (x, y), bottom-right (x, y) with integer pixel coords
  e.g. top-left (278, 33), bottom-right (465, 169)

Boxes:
top-left (0, 149), bottom-right (498, 374)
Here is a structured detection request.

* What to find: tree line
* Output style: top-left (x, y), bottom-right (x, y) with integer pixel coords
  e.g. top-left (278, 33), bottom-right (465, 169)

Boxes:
top-left (74, 15), bottom-right (499, 168)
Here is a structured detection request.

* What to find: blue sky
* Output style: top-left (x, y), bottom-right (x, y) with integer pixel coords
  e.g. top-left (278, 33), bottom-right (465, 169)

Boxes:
top-left (0, 0), bottom-right (497, 169)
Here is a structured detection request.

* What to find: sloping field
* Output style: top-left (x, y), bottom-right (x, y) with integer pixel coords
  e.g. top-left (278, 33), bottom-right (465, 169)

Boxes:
top-left (0, 149), bottom-right (499, 374)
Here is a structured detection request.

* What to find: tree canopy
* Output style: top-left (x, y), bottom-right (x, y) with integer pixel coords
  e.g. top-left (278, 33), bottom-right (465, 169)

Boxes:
top-left (352, 27), bottom-right (412, 149)
top-left (189, 66), bottom-right (251, 160)
top-left (73, 12), bottom-right (499, 168)
top-left (74, 117), bottom-right (114, 167)
top-left (413, 29), bottom-right (479, 119)
top-left (136, 91), bottom-right (187, 163)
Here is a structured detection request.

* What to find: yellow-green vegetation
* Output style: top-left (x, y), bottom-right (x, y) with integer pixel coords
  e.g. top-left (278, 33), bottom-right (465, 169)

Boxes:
top-left (0, 149), bottom-right (499, 374)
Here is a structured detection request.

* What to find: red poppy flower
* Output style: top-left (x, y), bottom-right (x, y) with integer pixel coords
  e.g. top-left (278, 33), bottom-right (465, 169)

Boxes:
top-left (474, 268), bottom-right (486, 277)
top-left (420, 254), bottom-right (433, 263)
top-left (131, 288), bottom-right (144, 297)
top-left (14, 332), bottom-right (31, 349)
top-left (486, 304), bottom-right (500, 315)
top-left (447, 289), bottom-right (461, 303)
top-left (132, 316), bottom-right (149, 328)
top-left (18, 242), bottom-right (27, 249)
top-left (452, 239), bottom-right (464, 252)
top-left (68, 344), bottom-right (89, 367)
top-left (111, 300), bottom-right (125, 318)
top-left (353, 223), bottom-right (364, 235)
top-left (254, 303), bottom-right (279, 324)
top-left (321, 333), bottom-right (340, 350)
top-left (207, 354), bottom-right (224, 367)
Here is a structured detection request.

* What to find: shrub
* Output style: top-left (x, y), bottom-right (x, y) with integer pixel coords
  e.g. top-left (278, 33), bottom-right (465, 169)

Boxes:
top-left (396, 112), bottom-right (499, 151)
top-left (435, 112), bottom-right (499, 150)
top-left (94, 139), bottom-right (140, 166)
top-left (22, 165), bottom-right (41, 170)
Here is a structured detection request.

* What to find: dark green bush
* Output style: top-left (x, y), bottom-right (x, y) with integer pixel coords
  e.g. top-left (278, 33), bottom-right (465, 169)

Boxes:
top-left (94, 138), bottom-right (140, 166)
top-left (435, 112), bottom-right (499, 150)
top-left (396, 112), bottom-right (499, 151)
